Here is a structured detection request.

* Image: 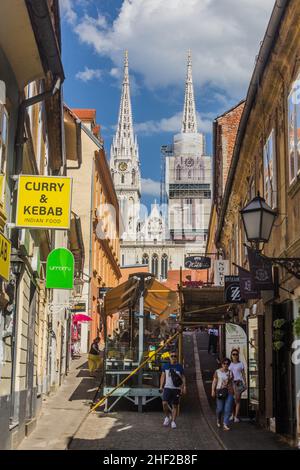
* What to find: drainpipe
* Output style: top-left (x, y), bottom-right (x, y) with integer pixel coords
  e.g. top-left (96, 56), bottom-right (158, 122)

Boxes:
top-left (15, 77), bottom-right (61, 175)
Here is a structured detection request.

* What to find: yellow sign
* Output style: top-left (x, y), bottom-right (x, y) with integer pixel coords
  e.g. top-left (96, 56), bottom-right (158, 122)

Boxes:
top-left (16, 175), bottom-right (72, 229)
top-left (0, 232), bottom-right (11, 281)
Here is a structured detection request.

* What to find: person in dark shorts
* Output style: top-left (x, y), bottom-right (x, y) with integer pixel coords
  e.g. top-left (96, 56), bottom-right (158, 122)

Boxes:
top-left (159, 352), bottom-right (186, 429)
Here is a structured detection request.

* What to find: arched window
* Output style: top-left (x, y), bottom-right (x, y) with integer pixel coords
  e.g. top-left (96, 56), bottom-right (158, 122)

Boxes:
top-left (176, 165), bottom-right (181, 181)
top-left (142, 254), bottom-right (149, 266)
top-left (132, 169), bottom-right (136, 185)
top-left (161, 254), bottom-right (168, 280)
top-left (151, 254), bottom-right (158, 277)
top-left (121, 174), bottom-right (125, 184)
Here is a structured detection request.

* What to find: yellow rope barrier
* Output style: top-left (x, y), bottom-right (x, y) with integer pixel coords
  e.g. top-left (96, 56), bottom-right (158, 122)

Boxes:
top-left (89, 330), bottom-right (180, 413)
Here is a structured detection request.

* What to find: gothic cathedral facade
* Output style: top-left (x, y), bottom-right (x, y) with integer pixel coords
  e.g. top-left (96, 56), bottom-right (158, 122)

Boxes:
top-left (110, 51), bottom-right (212, 279)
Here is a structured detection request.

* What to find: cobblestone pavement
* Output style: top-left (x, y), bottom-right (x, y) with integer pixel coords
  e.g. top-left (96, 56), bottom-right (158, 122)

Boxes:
top-left (17, 332), bottom-right (291, 451)
top-left (18, 355), bottom-right (101, 450)
top-left (69, 333), bottom-right (223, 450)
top-left (196, 331), bottom-right (291, 450)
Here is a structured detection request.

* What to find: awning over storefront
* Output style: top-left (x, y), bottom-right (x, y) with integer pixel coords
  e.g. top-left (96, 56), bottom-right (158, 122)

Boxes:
top-left (104, 274), bottom-right (178, 321)
top-left (182, 287), bottom-right (230, 324)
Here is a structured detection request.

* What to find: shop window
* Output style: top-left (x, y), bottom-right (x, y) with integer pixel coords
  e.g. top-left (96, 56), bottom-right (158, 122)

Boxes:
top-left (288, 78), bottom-right (300, 183)
top-left (248, 317), bottom-right (259, 407)
top-left (263, 130), bottom-right (277, 208)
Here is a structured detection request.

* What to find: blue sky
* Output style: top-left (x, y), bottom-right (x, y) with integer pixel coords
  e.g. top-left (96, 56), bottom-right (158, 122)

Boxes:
top-left (60, 0), bottom-right (275, 207)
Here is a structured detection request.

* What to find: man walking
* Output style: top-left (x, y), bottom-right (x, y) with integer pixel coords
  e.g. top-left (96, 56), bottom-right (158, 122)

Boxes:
top-left (159, 352), bottom-right (186, 429)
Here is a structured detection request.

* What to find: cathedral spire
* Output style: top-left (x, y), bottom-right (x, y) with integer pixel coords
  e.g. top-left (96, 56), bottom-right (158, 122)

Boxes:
top-left (182, 50), bottom-right (198, 133)
top-left (114, 50), bottom-right (136, 158)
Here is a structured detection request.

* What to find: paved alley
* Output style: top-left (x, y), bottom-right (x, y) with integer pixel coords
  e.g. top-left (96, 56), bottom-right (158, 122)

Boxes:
top-left (18, 356), bottom-right (100, 450)
top-left (17, 333), bottom-right (292, 451)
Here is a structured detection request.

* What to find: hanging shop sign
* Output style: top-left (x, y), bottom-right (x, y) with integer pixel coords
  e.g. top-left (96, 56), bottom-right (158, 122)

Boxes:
top-left (71, 302), bottom-right (86, 313)
top-left (185, 256), bottom-right (211, 270)
top-left (99, 287), bottom-right (112, 298)
top-left (16, 175), bottom-right (72, 229)
top-left (225, 323), bottom-right (248, 399)
top-left (224, 275), bottom-right (245, 304)
top-left (0, 232), bottom-right (11, 281)
top-left (247, 246), bottom-right (274, 291)
top-left (238, 266), bottom-right (261, 300)
top-left (46, 248), bottom-right (74, 289)
top-left (214, 260), bottom-right (229, 286)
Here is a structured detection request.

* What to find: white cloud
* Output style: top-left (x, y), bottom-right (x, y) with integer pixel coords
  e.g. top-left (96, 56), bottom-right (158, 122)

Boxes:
top-left (76, 67), bottom-right (102, 82)
top-left (59, 0), bottom-right (77, 25)
top-left (73, 0), bottom-right (275, 99)
top-left (135, 111), bottom-right (212, 136)
top-left (141, 178), bottom-right (161, 197)
top-left (110, 68), bottom-right (121, 79)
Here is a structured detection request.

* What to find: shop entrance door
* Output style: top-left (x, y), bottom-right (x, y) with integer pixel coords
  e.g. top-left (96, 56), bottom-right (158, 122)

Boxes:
top-left (273, 301), bottom-right (296, 438)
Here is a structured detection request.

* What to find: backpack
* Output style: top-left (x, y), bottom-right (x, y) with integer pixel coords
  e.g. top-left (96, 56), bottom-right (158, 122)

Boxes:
top-left (169, 367), bottom-right (183, 388)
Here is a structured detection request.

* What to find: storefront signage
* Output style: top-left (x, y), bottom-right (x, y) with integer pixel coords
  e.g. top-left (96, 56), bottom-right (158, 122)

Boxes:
top-left (185, 256), bottom-right (211, 270)
top-left (99, 287), bottom-right (111, 298)
top-left (214, 260), bottom-right (229, 286)
top-left (16, 175), bottom-right (72, 229)
top-left (225, 323), bottom-right (248, 399)
top-left (46, 248), bottom-right (74, 289)
top-left (182, 280), bottom-right (204, 288)
top-left (247, 246), bottom-right (274, 291)
top-left (224, 276), bottom-right (245, 303)
top-left (71, 302), bottom-right (86, 313)
top-left (0, 232), bottom-right (11, 281)
top-left (238, 266), bottom-right (261, 300)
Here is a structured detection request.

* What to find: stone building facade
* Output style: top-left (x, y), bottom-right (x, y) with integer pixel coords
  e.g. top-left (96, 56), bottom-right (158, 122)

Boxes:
top-left (207, 0), bottom-right (300, 447)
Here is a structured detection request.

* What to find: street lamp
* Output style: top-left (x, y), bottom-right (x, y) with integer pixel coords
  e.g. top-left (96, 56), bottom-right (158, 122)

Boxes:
top-left (240, 193), bottom-right (277, 246)
top-left (240, 193), bottom-right (300, 280)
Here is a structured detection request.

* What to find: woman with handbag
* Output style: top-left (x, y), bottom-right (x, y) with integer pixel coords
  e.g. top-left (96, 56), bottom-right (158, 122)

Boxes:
top-left (229, 349), bottom-right (247, 423)
top-left (211, 358), bottom-right (234, 431)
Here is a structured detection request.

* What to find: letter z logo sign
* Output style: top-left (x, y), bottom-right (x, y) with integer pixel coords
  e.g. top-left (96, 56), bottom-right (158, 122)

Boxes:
top-left (224, 276), bottom-right (245, 304)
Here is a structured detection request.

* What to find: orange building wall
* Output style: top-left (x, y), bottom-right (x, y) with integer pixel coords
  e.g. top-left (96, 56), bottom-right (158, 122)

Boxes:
top-left (90, 148), bottom-right (122, 343)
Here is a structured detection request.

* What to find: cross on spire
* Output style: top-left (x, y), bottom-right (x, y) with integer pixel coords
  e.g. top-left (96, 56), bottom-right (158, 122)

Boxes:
top-left (182, 50), bottom-right (198, 133)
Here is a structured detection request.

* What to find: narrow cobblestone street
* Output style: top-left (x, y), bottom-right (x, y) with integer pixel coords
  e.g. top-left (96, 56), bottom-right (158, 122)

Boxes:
top-left (18, 332), bottom-right (291, 451)
top-left (68, 333), bottom-right (223, 450)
